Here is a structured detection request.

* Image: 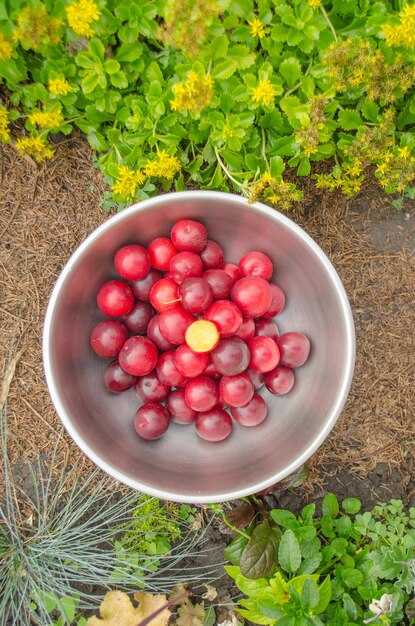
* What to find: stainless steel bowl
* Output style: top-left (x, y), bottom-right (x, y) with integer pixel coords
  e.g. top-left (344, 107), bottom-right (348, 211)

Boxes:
top-left (43, 191), bottom-right (355, 502)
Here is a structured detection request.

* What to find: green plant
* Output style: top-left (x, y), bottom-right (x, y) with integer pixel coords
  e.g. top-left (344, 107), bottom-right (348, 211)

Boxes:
top-left (0, 353), bottom-right (218, 626)
top-left (224, 493), bottom-right (415, 625)
top-left (0, 0), bottom-right (414, 210)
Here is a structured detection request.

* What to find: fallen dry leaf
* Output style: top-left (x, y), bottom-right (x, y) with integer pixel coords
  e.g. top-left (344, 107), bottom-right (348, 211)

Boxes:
top-left (86, 591), bottom-right (171, 626)
top-left (175, 599), bottom-right (206, 626)
top-left (201, 583), bottom-right (218, 601)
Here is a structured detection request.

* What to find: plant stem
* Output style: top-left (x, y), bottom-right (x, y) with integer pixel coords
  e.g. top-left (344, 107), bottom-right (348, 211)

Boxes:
top-left (261, 128), bottom-right (269, 170)
top-left (220, 512), bottom-right (250, 539)
top-left (320, 5), bottom-right (338, 42)
top-left (214, 147), bottom-right (248, 195)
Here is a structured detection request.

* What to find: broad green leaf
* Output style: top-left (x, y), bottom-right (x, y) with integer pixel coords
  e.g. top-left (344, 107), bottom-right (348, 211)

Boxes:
top-left (87, 131), bottom-right (107, 151)
top-left (297, 157), bottom-right (310, 176)
top-left (271, 23), bottom-right (289, 42)
top-left (341, 568), bottom-right (363, 588)
top-left (361, 102), bottom-right (379, 123)
top-left (330, 538), bottom-right (348, 557)
top-left (146, 61), bottom-right (164, 85)
top-left (60, 596), bottom-right (77, 622)
top-left (343, 593), bottom-right (358, 620)
top-left (338, 110), bottom-right (363, 131)
top-left (224, 565), bottom-right (269, 596)
top-left (297, 552), bottom-right (322, 575)
top-left (240, 520), bottom-right (281, 579)
top-left (269, 155), bottom-right (285, 178)
top-left (104, 59), bottom-right (120, 74)
top-left (270, 509), bottom-right (298, 529)
top-left (227, 45), bottom-right (256, 69)
top-left (279, 57), bottom-right (302, 89)
top-left (0, 59), bottom-right (27, 83)
top-left (88, 38), bottom-right (105, 61)
top-left (211, 35), bottom-right (229, 59)
top-left (314, 576), bottom-right (332, 614)
top-left (34, 590), bottom-right (57, 613)
top-left (110, 71), bottom-right (128, 89)
top-left (322, 493), bottom-right (339, 518)
top-left (212, 59), bottom-right (238, 80)
top-left (81, 74), bottom-right (101, 94)
top-left (278, 529), bottom-right (302, 574)
top-left (204, 605), bottom-right (216, 626)
top-left (301, 578), bottom-right (320, 610)
top-left (335, 515), bottom-right (352, 535)
top-left (342, 498), bottom-right (361, 515)
top-left (224, 532), bottom-right (250, 565)
top-left (116, 42), bottom-right (143, 63)
top-left (269, 572), bottom-right (290, 603)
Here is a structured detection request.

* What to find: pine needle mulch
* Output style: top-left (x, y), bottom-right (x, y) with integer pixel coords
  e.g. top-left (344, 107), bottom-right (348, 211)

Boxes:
top-left (0, 141), bottom-right (414, 494)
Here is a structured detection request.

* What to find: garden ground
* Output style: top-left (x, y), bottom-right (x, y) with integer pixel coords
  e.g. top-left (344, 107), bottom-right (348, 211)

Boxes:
top-left (0, 137), bottom-right (414, 614)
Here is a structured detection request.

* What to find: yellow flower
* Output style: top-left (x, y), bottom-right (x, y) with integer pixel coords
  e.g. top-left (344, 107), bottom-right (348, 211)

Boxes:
top-left (29, 108), bottom-right (64, 129)
top-left (382, 3), bottom-right (415, 49)
top-left (15, 5), bottom-right (62, 50)
top-left (0, 33), bottom-right (13, 60)
top-left (249, 17), bottom-right (265, 39)
top-left (308, 0), bottom-right (321, 8)
top-left (171, 71), bottom-right (214, 115)
top-left (0, 106), bottom-right (10, 143)
top-left (48, 78), bottom-right (73, 96)
top-left (397, 146), bottom-right (411, 160)
top-left (66, 0), bottom-right (101, 37)
top-left (15, 136), bottom-right (55, 162)
top-left (252, 78), bottom-right (276, 107)
top-left (144, 151), bottom-right (181, 180)
top-left (111, 166), bottom-right (144, 199)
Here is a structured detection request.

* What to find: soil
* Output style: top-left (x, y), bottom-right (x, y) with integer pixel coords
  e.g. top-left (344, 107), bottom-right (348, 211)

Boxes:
top-left (1, 139), bottom-right (414, 621)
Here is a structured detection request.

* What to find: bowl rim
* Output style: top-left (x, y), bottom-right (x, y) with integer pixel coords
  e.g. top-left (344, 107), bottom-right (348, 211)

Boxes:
top-left (43, 190), bottom-right (355, 502)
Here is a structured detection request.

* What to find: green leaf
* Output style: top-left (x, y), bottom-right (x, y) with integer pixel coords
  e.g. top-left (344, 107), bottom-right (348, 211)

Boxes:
top-left (34, 590), bottom-right (57, 613)
top-left (335, 515), bottom-right (352, 536)
top-left (104, 59), bottom-right (121, 74)
top-left (279, 57), bottom-right (302, 89)
top-left (342, 498), bottom-right (361, 515)
top-left (88, 38), bottom-right (105, 61)
top-left (240, 520), bottom-right (281, 579)
top-left (60, 596), bottom-right (77, 622)
top-left (146, 61), bottom-right (164, 84)
top-left (314, 576), bottom-right (332, 614)
top-left (342, 568), bottom-right (363, 588)
top-left (0, 59), bottom-right (27, 84)
top-left (211, 35), bottom-right (229, 59)
top-left (343, 593), bottom-right (358, 620)
top-left (269, 155), bottom-right (286, 178)
top-left (270, 509), bottom-right (298, 529)
top-left (227, 45), bottom-right (256, 69)
top-left (338, 110), bottom-right (363, 131)
top-left (116, 42), bottom-right (143, 63)
top-left (297, 553), bottom-right (322, 575)
top-left (297, 157), bottom-right (310, 176)
top-left (224, 565), bottom-right (269, 596)
top-left (322, 493), bottom-right (339, 518)
top-left (87, 131), bottom-right (107, 151)
top-left (212, 59), bottom-right (238, 80)
top-left (301, 578), bottom-right (320, 610)
top-left (110, 71), bottom-right (129, 89)
top-left (278, 529), bottom-right (302, 574)
top-left (361, 102), bottom-right (379, 123)
top-left (81, 73), bottom-right (101, 94)
top-left (224, 532), bottom-right (250, 565)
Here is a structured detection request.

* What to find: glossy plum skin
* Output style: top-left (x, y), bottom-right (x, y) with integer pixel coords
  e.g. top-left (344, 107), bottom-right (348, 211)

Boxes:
top-left (97, 280), bottom-right (134, 317)
top-left (185, 376), bottom-right (219, 412)
top-left (158, 306), bottom-right (195, 344)
top-left (169, 251), bottom-right (203, 284)
top-left (90, 320), bottom-right (128, 358)
top-left (146, 314), bottom-right (176, 351)
top-left (203, 269), bottom-right (233, 300)
top-left (149, 277), bottom-right (180, 313)
top-left (211, 337), bottom-right (250, 376)
top-left (204, 300), bottom-right (243, 338)
top-left (130, 269), bottom-right (162, 302)
top-left (263, 283), bottom-right (286, 318)
top-left (265, 365), bottom-right (295, 395)
top-left (133, 403), bottom-right (171, 440)
top-left (238, 251), bottom-right (273, 280)
top-left (222, 263), bottom-right (241, 283)
top-left (235, 318), bottom-right (255, 341)
top-left (248, 336), bottom-right (280, 373)
top-left (247, 368), bottom-right (265, 390)
top-left (114, 244), bottom-right (151, 280)
top-left (118, 336), bottom-right (158, 376)
top-left (135, 371), bottom-right (169, 403)
top-left (104, 360), bottom-right (136, 392)
top-left (219, 373), bottom-right (254, 408)
top-left (179, 277), bottom-right (213, 314)
top-left (255, 318), bottom-right (280, 341)
top-left (199, 239), bottom-right (224, 269)
top-left (173, 344), bottom-right (210, 378)
top-left (171, 219), bottom-right (207, 252)
top-left (277, 332), bottom-right (311, 368)
top-left (167, 389), bottom-right (197, 424)
top-left (147, 237), bottom-right (177, 271)
top-left (231, 277), bottom-right (271, 318)
top-left (156, 350), bottom-right (186, 387)
top-left (195, 409), bottom-right (233, 442)
top-left (121, 301), bottom-right (155, 335)
top-left (231, 393), bottom-right (268, 426)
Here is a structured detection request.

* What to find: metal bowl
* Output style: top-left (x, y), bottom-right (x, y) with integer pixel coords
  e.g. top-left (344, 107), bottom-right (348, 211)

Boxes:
top-left (43, 191), bottom-right (355, 502)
